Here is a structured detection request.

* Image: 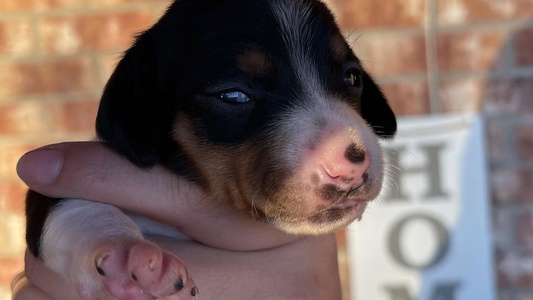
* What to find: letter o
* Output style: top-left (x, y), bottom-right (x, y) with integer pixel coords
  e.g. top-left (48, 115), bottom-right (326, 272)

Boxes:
top-left (388, 214), bottom-right (450, 270)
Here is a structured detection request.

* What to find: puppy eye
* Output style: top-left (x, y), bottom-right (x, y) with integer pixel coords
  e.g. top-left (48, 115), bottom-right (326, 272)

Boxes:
top-left (343, 68), bottom-right (362, 88)
top-left (220, 90), bottom-right (251, 103)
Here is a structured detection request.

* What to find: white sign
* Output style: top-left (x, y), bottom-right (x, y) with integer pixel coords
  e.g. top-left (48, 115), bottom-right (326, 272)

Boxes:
top-left (348, 114), bottom-right (495, 300)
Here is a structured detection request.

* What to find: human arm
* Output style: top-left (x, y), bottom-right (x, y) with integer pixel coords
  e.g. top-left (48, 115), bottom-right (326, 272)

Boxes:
top-left (12, 142), bottom-right (342, 299)
top-left (14, 235), bottom-right (340, 300)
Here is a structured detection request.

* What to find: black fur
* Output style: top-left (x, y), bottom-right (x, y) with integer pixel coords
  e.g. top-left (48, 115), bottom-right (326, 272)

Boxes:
top-left (25, 191), bottom-right (61, 258)
top-left (96, 0), bottom-right (396, 173)
top-left (27, 0), bottom-right (396, 258)
top-left (361, 72), bottom-right (397, 137)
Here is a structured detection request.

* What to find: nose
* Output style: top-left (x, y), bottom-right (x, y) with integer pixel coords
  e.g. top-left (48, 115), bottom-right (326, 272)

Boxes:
top-left (321, 143), bottom-right (370, 192)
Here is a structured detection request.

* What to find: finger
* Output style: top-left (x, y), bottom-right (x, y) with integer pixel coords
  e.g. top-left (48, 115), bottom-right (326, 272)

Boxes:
top-left (11, 272), bottom-right (54, 300)
top-left (17, 142), bottom-right (206, 222)
top-left (24, 250), bottom-right (80, 299)
top-left (150, 234), bottom-right (341, 300)
top-left (17, 142), bottom-right (193, 209)
top-left (12, 284), bottom-right (54, 300)
top-left (17, 142), bottom-right (297, 249)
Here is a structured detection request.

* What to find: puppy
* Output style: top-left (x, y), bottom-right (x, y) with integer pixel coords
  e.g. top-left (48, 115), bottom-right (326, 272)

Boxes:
top-left (25, 0), bottom-right (396, 298)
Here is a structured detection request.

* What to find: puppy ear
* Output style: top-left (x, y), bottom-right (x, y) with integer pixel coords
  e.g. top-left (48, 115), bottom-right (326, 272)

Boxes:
top-left (96, 33), bottom-right (166, 168)
top-left (96, 3), bottom-right (191, 169)
top-left (360, 71), bottom-right (397, 138)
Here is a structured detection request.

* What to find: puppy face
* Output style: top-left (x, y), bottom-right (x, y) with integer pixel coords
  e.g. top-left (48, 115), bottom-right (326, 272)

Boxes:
top-left (96, 0), bottom-right (396, 235)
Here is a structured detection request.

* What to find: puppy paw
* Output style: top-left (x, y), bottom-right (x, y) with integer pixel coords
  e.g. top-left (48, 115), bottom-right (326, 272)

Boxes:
top-left (79, 240), bottom-right (198, 300)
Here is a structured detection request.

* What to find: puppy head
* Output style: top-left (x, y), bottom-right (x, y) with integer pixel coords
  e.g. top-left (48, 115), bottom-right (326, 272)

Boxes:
top-left (96, 0), bottom-right (396, 235)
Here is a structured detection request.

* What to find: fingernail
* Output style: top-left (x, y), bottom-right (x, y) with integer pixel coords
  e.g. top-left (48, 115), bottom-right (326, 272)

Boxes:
top-left (17, 148), bottom-right (63, 186)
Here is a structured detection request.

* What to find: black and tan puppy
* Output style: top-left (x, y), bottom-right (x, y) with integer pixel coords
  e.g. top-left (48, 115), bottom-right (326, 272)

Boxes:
top-left (25, 0), bottom-right (396, 298)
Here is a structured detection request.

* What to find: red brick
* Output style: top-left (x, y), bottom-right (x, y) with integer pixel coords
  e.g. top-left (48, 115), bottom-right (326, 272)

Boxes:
top-left (0, 213), bottom-right (25, 255)
top-left (326, 0), bottom-right (426, 29)
top-left (0, 257), bottom-right (24, 289)
top-left (0, 144), bottom-right (39, 182)
top-left (496, 249), bottom-right (533, 288)
top-left (516, 270), bottom-right (533, 288)
top-left (353, 34), bottom-right (427, 76)
top-left (493, 208), bottom-right (514, 248)
top-left (0, 58), bottom-right (94, 99)
top-left (486, 121), bottom-right (508, 165)
top-left (516, 291), bottom-right (533, 300)
top-left (517, 210), bottom-right (533, 245)
top-left (0, 19), bottom-right (34, 57)
top-left (0, 0), bottom-right (84, 11)
top-left (483, 78), bottom-right (533, 117)
top-left (439, 78), bottom-right (484, 112)
top-left (515, 27), bottom-right (533, 66)
top-left (517, 123), bottom-right (533, 160)
top-left (438, 30), bottom-right (506, 72)
top-left (47, 100), bottom-right (99, 133)
top-left (96, 52), bottom-right (121, 87)
top-left (491, 169), bottom-right (533, 204)
top-left (380, 81), bottom-right (430, 116)
top-left (0, 0), bottom-right (34, 11)
top-left (498, 291), bottom-right (513, 300)
top-left (90, 0), bottom-right (169, 5)
top-left (496, 250), bottom-right (513, 288)
top-left (40, 11), bottom-right (155, 55)
top-left (438, 0), bottom-right (533, 25)
top-left (0, 183), bottom-right (26, 214)
top-left (518, 170), bottom-right (533, 204)
top-left (0, 101), bottom-right (48, 136)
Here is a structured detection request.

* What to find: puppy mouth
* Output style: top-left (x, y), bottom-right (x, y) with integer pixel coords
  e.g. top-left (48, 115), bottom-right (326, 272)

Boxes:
top-left (305, 181), bottom-right (373, 223)
top-left (325, 193), bottom-right (369, 215)
top-left (264, 182), bottom-right (374, 234)
top-left (307, 199), bottom-right (368, 225)
top-left (330, 198), bottom-right (366, 210)
top-left (320, 179), bottom-right (370, 205)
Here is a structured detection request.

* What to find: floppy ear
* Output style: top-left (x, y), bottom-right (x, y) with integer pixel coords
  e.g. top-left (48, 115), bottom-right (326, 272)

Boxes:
top-left (96, 32), bottom-right (169, 168)
top-left (360, 71), bottom-right (397, 138)
top-left (96, 1), bottom-right (194, 168)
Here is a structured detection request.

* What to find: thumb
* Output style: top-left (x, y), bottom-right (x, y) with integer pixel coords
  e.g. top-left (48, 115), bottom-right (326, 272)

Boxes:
top-left (17, 142), bottom-right (204, 220)
top-left (17, 142), bottom-right (297, 250)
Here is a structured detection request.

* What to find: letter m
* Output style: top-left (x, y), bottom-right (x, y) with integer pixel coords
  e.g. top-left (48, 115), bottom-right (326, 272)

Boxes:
top-left (384, 282), bottom-right (461, 300)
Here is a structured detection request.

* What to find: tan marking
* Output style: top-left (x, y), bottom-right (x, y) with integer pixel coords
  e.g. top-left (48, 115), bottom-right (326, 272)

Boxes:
top-left (172, 114), bottom-right (314, 221)
top-left (172, 115), bottom-right (268, 214)
top-left (237, 50), bottom-right (271, 77)
top-left (331, 33), bottom-right (349, 62)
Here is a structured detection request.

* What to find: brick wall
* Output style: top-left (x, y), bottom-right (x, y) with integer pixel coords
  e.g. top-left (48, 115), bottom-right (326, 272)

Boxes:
top-left (327, 0), bottom-right (533, 298)
top-left (0, 1), bottom-right (167, 299)
top-left (0, 0), bottom-right (532, 299)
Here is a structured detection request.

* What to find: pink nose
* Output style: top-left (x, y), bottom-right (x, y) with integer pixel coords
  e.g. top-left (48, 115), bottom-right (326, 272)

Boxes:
top-left (321, 143), bottom-right (370, 192)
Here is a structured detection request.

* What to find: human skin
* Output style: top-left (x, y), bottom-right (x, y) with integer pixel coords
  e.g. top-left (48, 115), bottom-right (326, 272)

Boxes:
top-left (11, 142), bottom-right (342, 300)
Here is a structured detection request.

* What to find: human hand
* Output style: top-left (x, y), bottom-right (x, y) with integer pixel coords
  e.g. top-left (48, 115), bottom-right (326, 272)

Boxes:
top-left (13, 235), bottom-right (341, 300)
top-left (16, 141), bottom-right (298, 250)
top-left (13, 142), bottom-right (342, 299)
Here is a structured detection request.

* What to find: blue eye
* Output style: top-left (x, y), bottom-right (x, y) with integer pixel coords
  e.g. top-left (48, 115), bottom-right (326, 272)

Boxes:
top-left (220, 90), bottom-right (250, 103)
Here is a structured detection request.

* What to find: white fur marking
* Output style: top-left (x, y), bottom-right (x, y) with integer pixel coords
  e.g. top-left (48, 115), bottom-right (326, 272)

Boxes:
top-left (271, 0), bottom-right (326, 101)
top-left (42, 199), bottom-right (143, 294)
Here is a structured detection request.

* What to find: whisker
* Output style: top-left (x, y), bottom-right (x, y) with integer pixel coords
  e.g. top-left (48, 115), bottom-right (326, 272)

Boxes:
top-left (250, 188), bottom-right (262, 219)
